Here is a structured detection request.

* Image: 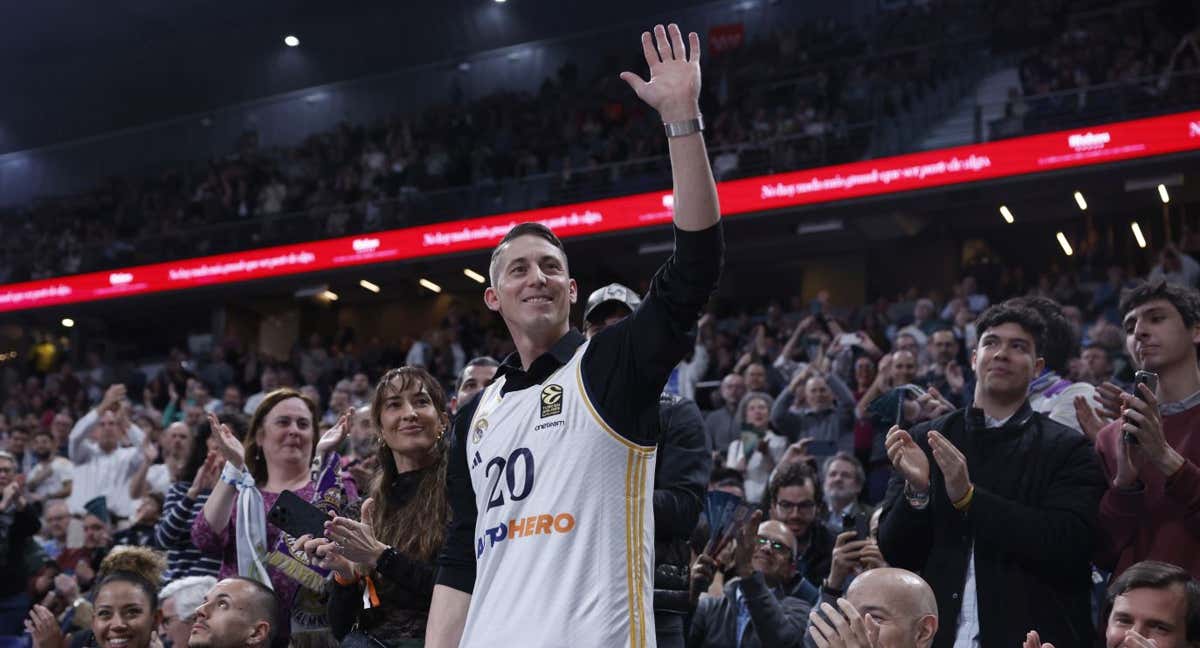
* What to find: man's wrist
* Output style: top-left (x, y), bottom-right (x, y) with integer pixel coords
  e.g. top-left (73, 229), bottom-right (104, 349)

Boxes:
top-left (1155, 448), bottom-right (1185, 478)
top-left (659, 103), bottom-right (701, 124)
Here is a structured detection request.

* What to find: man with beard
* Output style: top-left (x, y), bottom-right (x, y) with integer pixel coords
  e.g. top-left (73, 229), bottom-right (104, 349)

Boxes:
top-left (767, 462), bottom-right (834, 593)
top-left (25, 429), bottom-right (74, 506)
top-left (188, 577), bottom-right (280, 648)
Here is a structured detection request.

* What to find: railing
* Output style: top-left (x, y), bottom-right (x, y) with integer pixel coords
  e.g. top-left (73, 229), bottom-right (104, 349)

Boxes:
top-left (979, 70), bottom-right (1200, 143)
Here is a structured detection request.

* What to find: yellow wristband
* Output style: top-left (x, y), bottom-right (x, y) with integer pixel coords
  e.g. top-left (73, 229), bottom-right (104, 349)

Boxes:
top-left (952, 484), bottom-right (975, 511)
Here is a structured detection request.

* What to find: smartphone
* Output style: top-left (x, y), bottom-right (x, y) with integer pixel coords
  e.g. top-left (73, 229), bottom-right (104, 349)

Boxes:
top-left (838, 333), bottom-right (861, 347)
top-left (841, 512), bottom-right (870, 541)
top-left (806, 440), bottom-right (838, 456)
top-left (1123, 370), bottom-right (1159, 445)
top-left (267, 490), bottom-right (328, 539)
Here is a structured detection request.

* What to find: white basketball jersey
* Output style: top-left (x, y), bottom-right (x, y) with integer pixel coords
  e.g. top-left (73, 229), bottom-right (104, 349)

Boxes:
top-left (459, 340), bottom-right (657, 647)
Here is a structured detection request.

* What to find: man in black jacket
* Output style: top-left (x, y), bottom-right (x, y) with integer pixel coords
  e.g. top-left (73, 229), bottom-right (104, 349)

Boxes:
top-left (583, 283), bottom-right (711, 648)
top-left (879, 303), bottom-right (1106, 648)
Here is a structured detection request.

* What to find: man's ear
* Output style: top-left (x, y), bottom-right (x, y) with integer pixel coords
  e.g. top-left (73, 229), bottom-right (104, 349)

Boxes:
top-left (1190, 322), bottom-right (1200, 347)
top-left (248, 620), bottom-right (270, 646)
top-left (916, 614), bottom-right (938, 645)
top-left (1034, 356), bottom-right (1045, 374)
top-left (568, 278), bottom-right (578, 305)
top-left (484, 286), bottom-right (501, 313)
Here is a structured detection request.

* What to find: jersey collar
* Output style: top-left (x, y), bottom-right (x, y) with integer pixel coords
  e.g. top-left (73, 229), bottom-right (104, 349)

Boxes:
top-left (495, 329), bottom-right (586, 394)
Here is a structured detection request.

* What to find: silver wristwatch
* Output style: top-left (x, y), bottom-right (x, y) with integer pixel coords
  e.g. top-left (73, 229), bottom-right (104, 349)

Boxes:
top-left (663, 114), bottom-right (704, 138)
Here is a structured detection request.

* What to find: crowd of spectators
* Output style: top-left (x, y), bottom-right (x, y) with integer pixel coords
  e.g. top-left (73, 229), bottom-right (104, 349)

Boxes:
top-left (995, 1), bottom-right (1200, 138)
top-left (0, 4), bottom-right (996, 285)
top-left (2, 233), bottom-right (1200, 646)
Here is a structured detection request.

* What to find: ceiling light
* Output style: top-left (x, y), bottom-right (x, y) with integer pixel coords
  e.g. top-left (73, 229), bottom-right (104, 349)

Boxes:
top-left (1056, 232), bottom-right (1074, 256)
top-left (61, 318), bottom-right (74, 328)
top-left (1131, 222), bottom-right (1148, 249)
top-left (999, 206), bottom-right (1014, 224)
top-left (1158, 184), bottom-right (1170, 204)
top-left (359, 279), bottom-right (380, 293)
top-left (284, 35), bottom-right (300, 47)
top-left (1073, 191), bottom-right (1087, 211)
top-left (321, 290), bottom-right (338, 301)
top-left (419, 279), bottom-right (442, 294)
top-left (463, 269), bottom-right (486, 284)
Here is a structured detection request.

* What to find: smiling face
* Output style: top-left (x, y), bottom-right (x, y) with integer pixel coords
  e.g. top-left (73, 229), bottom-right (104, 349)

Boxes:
top-left (972, 322), bottom-right (1043, 403)
top-left (485, 234), bottom-right (577, 342)
top-left (1123, 299), bottom-right (1200, 374)
top-left (1105, 586), bottom-right (1191, 648)
top-left (256, 397), bottom-right (315, 471)
top-left (93, 580), bottom-right (158, 648)
top-left (771, 482), bottom-right (817, 540)
top-left (377, 377), bottom-right (447, 461)
top-left (750, 520), bottom-right (797, 586)
top-left (845, 569), bottom-right (938, 648)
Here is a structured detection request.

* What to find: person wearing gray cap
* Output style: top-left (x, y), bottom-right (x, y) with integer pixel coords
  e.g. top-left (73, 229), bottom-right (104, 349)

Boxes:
top-left (584, 283), bottom-right (712, 648)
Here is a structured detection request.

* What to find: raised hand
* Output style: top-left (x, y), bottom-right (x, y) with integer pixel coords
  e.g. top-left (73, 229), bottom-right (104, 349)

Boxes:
top-left (25, 604), bottom-right (65, 648)
top-left (207, 412), bottom-right (245, 470)
top-left (100, 383), bottom-right (127, 412)
top-left (809, 599), bottom-right (879, 648)
top-left (188, 451), bottom-right (224, 498)
top-left (620, 24), bottom-right (702, 123)
top-left (317, 410), bottom-right (352, 457)
top-left (730, 509), bottom-right (764, 579)
top-left (928, 430), bottom-right (971, 504)
top-left (1122, 383), bottom-right (1183, 477)
top-left (1074, 395), bottom-right (1105, 442)
top-left (945, 363), bottom-right (965, 393)
top-left (1095, 381), bottom-right (1124, 421)
top-left (884, 425), bottom-right (929, 492)
top-left (828, 531), bottom-right (874, 589)
top-left (142, 438), bottom-right (160, 464)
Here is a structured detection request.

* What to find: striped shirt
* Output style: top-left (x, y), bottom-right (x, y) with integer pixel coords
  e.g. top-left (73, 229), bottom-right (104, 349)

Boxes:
top-left (155, 481), bottom-right (221, 581)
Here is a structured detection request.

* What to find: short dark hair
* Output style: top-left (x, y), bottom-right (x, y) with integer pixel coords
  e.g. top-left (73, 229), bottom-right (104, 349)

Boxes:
top-left (1119, 279), bottom-right (1200, 329)
top-left (488, 222), bottom-right (567, 286)
top-left (709, 466), bottom-right (745, 491)
top-left (1008, 296), bottom-right (1076, 373)
top-left (458, 356), bottom-right (501, 393)
top-left (31, 427), bottom-right (54, 440)
top-left (1102, 561), bottom-right (1199, 642)
top-left (765, 461), bottom-right (819, 511)
top-left (822, 452), bottom-right (865, 486)
top-left (975, 303), bottom-right (1046, 356)
top-left (226, 577), bottom-right (281, 648)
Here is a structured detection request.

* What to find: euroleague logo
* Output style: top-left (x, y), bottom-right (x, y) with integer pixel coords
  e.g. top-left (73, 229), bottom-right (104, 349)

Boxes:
top-left (540, 384), bottom-right (563, 418)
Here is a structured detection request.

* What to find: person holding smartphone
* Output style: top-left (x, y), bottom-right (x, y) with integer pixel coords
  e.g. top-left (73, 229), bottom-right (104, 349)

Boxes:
top-left (1090, 281), bottom-right (1200, 579)
top-left (727, 392), bottom-right (790, 505)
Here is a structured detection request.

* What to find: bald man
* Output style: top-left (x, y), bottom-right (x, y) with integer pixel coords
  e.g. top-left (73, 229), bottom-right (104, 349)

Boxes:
top-left (807, 567), bottom-right (938, 648)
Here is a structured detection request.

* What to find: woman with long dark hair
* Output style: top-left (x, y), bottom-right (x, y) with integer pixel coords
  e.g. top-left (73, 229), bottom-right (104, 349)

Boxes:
top-left (297, 366), bottom-right (450, 647)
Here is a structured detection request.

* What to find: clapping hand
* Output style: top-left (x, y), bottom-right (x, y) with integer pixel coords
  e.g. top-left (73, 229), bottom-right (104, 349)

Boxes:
top-left (884, 425), bottom-right (929, 492)
top-left (25, 604), bottom-right (65, 648)
top-left (620, 24), bottom-right (702, 123)
top-left (188, 451), bottom-right (224, 499)
top-left (292, 533), bottom-right (357, 582)
top-left (317, 410), bottom-right (352, 457)
top-left (928, 431), bottom-right (971, 504)
top-left (808, 599), bottom-right (880, 648)
top-left (1024, 630), bottom-right (1055, 648)
top-left (324, 497), bottom-right (388, 566)
top-left (207, 412), bottom-right (245, 470)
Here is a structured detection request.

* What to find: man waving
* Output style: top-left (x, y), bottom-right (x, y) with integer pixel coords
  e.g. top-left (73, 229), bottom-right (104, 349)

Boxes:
top-left (427, 23), bottom-right (722, 648)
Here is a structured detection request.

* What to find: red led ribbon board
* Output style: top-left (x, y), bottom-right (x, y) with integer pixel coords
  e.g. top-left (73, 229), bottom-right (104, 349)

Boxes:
top-left (3, 110), bottom-right (1199, 313)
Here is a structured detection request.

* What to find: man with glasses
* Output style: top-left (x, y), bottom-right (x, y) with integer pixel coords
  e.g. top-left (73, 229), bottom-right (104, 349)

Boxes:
top-left (688, 516), bottom-right (811, 647)
top-left (768, 462), bottom-right (835, 592)
top-left (160, 575), bottom-right (216, 648)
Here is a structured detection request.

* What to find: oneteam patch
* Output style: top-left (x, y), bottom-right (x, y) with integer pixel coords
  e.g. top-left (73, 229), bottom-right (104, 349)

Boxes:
top-left (540, 384), bottom-right (563, 418)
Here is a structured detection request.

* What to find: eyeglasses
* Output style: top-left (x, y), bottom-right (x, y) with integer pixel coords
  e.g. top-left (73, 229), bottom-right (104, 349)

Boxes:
top-left (774, 499), bottom-right (816, 514)
top-left (755, 536), bottom-right (792, 554)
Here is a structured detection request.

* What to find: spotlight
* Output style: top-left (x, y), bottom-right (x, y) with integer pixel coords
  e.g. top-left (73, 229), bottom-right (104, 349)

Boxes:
top-left (1158, 184), bottom-right (1170, 204)
top-left (284, 35), bottom-right (300, 47)
top-left (1131, 222), bottom-right (1147, 249)
top-left (359, 280), bottom-right (380, 293)
top-left (321, 290), bottom-right (338, 301)
top-left (1073, 191), bottom-right (1088, 211)
top-left (999, 206), bottom-right (1014, 224)
top-left (61, 318), bottom-right (75, 328)
top-left (1056, 232), bottom-right (1074, 256)
top-left (463, 269), bottom-right (486, 284)
top-left (419, 279), bottom-right (442, 294)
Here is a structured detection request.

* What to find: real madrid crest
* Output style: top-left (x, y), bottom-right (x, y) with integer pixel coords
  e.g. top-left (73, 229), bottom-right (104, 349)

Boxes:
top-left (472, 418), bottom-right (488, 444)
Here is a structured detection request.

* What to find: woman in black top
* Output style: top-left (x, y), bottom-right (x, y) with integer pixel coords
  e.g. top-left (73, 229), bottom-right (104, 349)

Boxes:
top-left (296, 366), bottom-right (451, 647)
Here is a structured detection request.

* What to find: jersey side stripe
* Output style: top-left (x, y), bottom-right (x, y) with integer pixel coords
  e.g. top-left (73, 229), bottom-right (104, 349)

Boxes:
top-left (574, 358), bottom-right (656, 454)
top-left (635, 450), bottom-right (648, 648)
top-left (624, 447), bottom-right (637, 648)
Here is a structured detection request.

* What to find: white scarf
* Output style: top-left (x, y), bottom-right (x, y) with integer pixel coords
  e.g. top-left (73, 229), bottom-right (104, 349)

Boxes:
top-left (222, 462), bottom-right (273, 590)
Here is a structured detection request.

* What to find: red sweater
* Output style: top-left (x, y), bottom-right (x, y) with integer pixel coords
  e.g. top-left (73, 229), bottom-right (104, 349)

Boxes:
top-left (1095, 404), bottom-right (1200, 578)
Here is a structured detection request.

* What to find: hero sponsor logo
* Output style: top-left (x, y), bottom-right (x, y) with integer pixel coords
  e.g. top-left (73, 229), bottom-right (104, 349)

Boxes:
top-left (1067, 131), bottom-right (1110, 151)
top-left (476, 511), bottom-right (577, 558)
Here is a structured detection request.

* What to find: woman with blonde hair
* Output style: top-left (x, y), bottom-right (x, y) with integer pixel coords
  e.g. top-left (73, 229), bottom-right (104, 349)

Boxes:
top-left (298, 366), bottom-right (450, 647)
